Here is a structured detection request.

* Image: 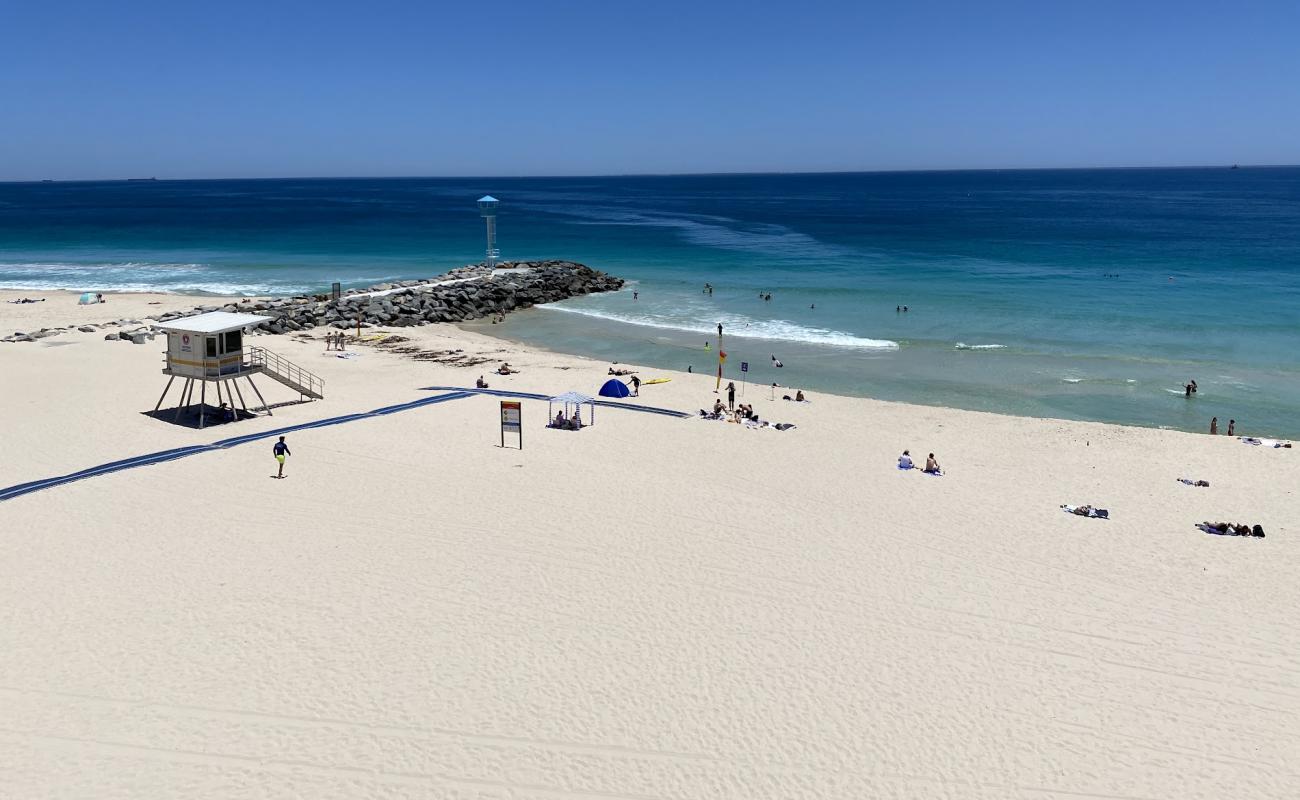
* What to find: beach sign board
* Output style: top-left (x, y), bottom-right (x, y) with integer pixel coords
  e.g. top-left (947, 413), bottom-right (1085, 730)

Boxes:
top-left (180, 333), bottom-right (192, 353)
top-left (500, 400), bottom-right (522, 449)
top-left (740, 361), bottom-right (748, 372)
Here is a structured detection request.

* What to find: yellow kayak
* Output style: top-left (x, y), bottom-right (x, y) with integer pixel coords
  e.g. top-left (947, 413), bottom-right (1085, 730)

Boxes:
top-left (642, 378), bottom-right (671, 385)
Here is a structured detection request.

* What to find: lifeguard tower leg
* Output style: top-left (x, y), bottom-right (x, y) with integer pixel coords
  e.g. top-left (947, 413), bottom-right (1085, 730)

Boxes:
top-left (247, 375), bottom-right (271, 416)
top-left (231, 379), bottom-right (249, 415)
top-left (154, 376), bottom-right (175, 412)
top-left (198, 382), bottom-right (207, 429)
top-left (174, 378), bottom-right (194, 422)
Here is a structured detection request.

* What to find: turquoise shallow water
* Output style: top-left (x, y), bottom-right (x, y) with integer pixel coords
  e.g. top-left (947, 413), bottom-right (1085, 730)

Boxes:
top-left (2, 170), bottom-right (1298, 436)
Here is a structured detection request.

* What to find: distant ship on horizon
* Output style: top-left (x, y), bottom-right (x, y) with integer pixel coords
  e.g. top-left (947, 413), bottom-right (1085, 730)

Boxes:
top-left (126, 177), bottom-right (158, 182)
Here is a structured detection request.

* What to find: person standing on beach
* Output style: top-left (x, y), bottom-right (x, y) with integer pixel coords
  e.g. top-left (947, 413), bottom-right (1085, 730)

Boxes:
top-left (630, 375), bottom-right (641, 396)
top-left (1210, 417), bottom-right (1218, 435)
top-left (1227, 419), bottom-right (1235, 436)
top-left (726, 381), bottom-right (736, 411)
top-left (273, 436), bottom-right (291, 479)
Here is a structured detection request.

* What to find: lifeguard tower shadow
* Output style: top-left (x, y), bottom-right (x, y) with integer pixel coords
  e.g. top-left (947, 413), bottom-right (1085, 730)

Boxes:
top-left (141, 404), bottom-right (257, 430)
top-left (149, 312), bottom-right (325, 430)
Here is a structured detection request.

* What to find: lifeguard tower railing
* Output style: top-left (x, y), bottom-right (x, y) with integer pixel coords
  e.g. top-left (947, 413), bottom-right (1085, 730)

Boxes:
top-left (248, 346), bottom-right (324, 399)
top-left (161, 346), bottom-right (324, 400)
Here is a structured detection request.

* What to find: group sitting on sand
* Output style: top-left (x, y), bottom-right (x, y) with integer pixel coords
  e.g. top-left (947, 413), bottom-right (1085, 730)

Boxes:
top-left (550, 410), bottom-right (583, 431)
top-left (696, 401), bottom-right (794, 431)
top-left (6, 297), bottom-right (46, 304)
top-left (1198, 521), bottom-right (1265, 538)
top-left (897, 450), bottom-right (942, 475)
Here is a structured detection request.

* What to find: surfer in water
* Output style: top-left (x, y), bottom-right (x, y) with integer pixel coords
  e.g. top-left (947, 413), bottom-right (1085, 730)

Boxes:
top-left (771, 355), bottom-right (783, 368)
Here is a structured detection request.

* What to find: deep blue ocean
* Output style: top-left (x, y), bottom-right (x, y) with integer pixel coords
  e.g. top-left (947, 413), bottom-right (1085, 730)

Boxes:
top-left (2, 170), bottom-right (1298, 436)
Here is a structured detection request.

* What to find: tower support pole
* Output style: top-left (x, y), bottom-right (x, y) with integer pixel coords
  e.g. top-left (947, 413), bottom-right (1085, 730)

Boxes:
top-left (154, 375), bottom-right (176, 412)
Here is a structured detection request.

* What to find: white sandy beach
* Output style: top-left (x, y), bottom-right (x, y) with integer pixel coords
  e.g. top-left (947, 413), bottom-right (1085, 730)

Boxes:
top-left (1, 292), bottom-right (1297, 799)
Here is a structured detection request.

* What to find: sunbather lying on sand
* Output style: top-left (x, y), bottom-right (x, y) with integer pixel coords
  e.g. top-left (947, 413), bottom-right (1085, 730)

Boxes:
top-left (1197, 521), bottom-right (1265, 537)
top-left (608, 367), bottom-right (636, 376)
top-left (1061, 504), bottom-right (1109, 519)
top-left (1177, 478), bottom-right (1210, 487)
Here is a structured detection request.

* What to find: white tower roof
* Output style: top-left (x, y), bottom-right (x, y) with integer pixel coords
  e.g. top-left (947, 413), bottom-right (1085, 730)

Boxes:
top-left (155, 311), bottom-right (272, 334)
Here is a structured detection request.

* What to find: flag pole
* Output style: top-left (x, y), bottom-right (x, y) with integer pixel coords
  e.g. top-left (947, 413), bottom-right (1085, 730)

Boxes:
top-left (715, 322), bottom-right (723, 392)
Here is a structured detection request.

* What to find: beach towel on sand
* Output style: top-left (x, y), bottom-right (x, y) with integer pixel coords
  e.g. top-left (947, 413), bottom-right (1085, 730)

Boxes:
top-left (1240, 437), bottom-right (1293, 448)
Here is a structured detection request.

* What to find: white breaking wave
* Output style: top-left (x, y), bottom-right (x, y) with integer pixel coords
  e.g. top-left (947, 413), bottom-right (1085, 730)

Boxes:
top-left (0, 261), bottom-right (316, 296)
top-left (954, 342), bottom-right (1007, 350)
top-left (540, 303), bottom-right (898, 350)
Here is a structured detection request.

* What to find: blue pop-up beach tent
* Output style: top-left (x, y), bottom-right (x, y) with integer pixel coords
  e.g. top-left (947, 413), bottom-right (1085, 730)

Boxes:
top-left (598, 378), bottom-right (631, 398)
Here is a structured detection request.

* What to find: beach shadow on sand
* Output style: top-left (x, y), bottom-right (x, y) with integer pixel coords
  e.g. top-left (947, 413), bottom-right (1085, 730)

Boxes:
top-left (140, 404), bottom-right (258, 430)
top-left (141, 399), bottom-right (314, 429)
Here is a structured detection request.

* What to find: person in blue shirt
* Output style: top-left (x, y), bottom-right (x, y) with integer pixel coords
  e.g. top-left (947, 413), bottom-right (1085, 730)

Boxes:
top-left (273, 436), bottom-right (291, 479)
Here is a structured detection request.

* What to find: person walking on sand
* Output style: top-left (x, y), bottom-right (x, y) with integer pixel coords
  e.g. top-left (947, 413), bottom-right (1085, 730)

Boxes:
top-left (630, 374), bottom-right (641, 396)
top-left (726, 381), bottom-right (736, 411)
top-left (1210, 417), bottom-right (1218, 435)
top-left (273, 436), bottom-right (291, 479)
top-left (1227, 419), bottom-right (1235, 436)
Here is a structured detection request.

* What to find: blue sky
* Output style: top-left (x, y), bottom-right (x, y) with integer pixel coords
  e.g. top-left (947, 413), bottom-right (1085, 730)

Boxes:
top-left (3, 0), bottom-right (1298, 179)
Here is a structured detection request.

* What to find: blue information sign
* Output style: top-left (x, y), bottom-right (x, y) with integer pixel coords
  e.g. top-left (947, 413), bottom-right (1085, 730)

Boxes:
top-left (740, 361), bottom-right (749, 373)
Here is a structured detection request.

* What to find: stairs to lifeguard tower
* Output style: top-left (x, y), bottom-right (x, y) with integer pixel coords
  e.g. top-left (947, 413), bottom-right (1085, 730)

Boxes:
top-left (249, 346), bottom-right (324, 399)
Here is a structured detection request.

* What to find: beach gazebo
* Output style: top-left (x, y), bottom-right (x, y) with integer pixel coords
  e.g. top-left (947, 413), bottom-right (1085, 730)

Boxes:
top-left (548, 391), bottom-right (595, 428)
top-left (153, 311), bottom-right (323, 428)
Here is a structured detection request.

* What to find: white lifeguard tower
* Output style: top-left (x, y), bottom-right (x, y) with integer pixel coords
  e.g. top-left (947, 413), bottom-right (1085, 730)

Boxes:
top-left (153, 311), bottom-right (324, 428)
top-left (478, 195), bottom-right (500, 266)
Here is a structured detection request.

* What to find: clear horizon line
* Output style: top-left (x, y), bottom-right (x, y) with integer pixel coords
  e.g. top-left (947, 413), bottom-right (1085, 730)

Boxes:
top-left (2, 163), bottom-right (1294, 185)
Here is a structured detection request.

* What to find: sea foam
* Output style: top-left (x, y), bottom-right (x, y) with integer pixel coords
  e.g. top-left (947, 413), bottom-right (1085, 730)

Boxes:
top-left (541, 303), bottom-right (898, 350)
top-left (0, 261), bottom-right (312, 296)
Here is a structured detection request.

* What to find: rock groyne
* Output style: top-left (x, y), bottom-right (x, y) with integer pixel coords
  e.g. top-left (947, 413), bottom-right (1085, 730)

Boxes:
top-left (3, 261), bottom-right (623, 343)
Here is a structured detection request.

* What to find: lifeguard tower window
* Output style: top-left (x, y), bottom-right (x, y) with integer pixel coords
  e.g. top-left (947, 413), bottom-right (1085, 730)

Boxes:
top-left (224, 330), bottom-right (242, 351)
top-left (205, 337), bottom-right (217, 358)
